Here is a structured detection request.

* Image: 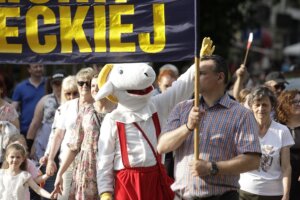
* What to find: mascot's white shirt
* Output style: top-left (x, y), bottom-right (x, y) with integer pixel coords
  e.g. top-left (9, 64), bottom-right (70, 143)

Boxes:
top-left (97, 65), bottom-right (195, 194)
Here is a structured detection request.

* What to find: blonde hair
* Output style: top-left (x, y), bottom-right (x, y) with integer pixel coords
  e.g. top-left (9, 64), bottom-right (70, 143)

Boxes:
top-left (61, 75), bottom-right (78, 104)
top-left (76, 67), bottom-right (95, 81)
top-left (2, 143), bottom-right (27, 170)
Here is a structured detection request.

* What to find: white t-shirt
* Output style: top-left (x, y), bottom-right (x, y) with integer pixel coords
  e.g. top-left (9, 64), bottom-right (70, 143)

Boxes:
top-left (0, 169), bottom-right (31, 200)
top-left (239, 121), bottom-right (294, 196)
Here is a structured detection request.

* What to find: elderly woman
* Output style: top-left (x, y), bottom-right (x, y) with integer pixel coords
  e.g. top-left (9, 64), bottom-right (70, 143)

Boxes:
top-left (52, 74), bottom-right (115, 199)
top-left (45, 68), bottom-right (94, 200)
top-left (40, 75), bottom-right (79, 164)
top-left (239, 86), bottom-right (294, 200)
top-left (276, 89), bottom-right (300, 200)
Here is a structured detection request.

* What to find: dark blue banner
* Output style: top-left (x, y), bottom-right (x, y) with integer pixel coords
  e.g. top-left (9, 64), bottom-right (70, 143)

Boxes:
top-left (0, 0), bottom-right (195, 64)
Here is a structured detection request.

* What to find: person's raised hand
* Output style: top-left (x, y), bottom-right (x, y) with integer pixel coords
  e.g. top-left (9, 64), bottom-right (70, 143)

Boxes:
top-left (236, 64), bottom-right (249, 82)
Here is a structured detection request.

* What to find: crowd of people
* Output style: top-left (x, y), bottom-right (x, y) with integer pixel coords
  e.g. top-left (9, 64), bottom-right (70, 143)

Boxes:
top-left (0, 51), bottom-right (299, 200)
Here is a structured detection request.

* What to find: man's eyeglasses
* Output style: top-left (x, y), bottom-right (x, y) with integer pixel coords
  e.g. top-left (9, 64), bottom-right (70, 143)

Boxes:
top-left (274, 83), bottom-right (285, 91)
top-left (77, 81), bottom-right (91, 87)
top-left (65, 91), bottom-right (78, 96)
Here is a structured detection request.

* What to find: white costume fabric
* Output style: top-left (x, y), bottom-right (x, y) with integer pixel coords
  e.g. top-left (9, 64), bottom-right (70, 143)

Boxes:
top-left (239, 120), bottom-right (294, 196)
top-left (0, 169), bottom-right (31, 200)
top-left (96, 63), bottom-right (194, 194)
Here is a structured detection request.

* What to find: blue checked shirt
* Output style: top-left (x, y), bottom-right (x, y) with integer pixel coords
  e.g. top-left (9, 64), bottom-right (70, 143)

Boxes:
top-left (162, 94), bottom-right (261, 199)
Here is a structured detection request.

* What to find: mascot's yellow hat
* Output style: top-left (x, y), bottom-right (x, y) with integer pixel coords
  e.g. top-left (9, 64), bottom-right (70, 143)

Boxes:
top-left (97, 64), bottom-right (118, 103)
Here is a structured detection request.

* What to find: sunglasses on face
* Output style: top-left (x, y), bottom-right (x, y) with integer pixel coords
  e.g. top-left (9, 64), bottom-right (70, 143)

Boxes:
top-left (77, 81), bottom-right (91, 87)
top-left (274, 84), bottom-right (285, 91)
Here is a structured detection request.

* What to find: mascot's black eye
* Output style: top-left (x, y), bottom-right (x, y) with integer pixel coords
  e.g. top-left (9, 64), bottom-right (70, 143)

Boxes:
top-left (119, 69), bottom-right (123, 74)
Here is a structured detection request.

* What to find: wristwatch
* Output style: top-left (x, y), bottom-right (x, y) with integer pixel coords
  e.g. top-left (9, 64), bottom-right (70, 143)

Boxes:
top-left (210, 161), bottom-right (219, 176)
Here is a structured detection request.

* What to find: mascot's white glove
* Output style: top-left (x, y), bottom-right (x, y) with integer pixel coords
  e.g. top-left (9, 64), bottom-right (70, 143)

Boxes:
top-left (200, 37), bottom-right (215, 57)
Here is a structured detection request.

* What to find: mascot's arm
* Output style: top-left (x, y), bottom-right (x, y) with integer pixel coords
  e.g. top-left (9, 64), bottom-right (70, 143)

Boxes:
top-left (153, 64), bottom-right (194, 121)
top-left (97, 116), bottom-right (116, 195)
top-left (153, 37), bottom-right (215, 121)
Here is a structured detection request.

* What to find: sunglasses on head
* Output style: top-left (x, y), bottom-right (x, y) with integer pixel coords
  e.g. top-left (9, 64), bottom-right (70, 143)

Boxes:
top-left (77, 81), bottom-right (91, 87)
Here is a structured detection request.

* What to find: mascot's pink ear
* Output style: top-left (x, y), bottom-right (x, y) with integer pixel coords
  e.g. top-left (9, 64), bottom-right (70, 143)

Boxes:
top-left (95, 81), bottom-right (115, 101)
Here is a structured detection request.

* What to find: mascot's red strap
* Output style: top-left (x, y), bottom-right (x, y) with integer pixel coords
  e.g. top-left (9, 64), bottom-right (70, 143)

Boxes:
top-left (116, 121), bottom-right (130, 168)
top-left (116, 112), bottom-right (161, 168)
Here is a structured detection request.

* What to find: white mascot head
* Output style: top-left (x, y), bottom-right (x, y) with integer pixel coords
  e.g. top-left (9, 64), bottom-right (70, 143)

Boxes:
top-left (95, 63), bottom-right (156, 111)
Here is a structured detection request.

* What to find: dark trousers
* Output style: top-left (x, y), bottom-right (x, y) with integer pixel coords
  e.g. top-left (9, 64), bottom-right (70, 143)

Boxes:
top-left (239, 190), bottom-right (282, 200)
top-left (197, 190), bottom-right (238, 200)
top-left (177, 190), bottom-right (239, 200)
top-left (164, 152), bottom-right (174, 179)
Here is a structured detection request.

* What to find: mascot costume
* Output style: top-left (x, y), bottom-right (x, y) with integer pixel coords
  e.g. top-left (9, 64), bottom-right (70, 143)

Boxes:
top-left (96, 38), bottom-right (215, 200)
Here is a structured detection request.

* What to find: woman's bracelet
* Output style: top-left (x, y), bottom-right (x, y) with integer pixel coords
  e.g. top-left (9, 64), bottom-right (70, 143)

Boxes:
top-left (185, 123), bottom-right (193, 132)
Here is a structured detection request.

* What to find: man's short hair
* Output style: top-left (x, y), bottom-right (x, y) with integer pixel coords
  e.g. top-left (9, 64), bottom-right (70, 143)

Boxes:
top-left (201, 55), bottom-right (229, 84)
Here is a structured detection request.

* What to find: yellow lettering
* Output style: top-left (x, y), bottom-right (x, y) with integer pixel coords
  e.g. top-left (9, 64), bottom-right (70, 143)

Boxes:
top-left (139, 4), bottom-right (165, 53)
top-left (57, 0), bottom-right (105, 3)
top-left (115, 0), bottom-right (127, 3)
top-left (109, 5), bottom-right (135, 52)
top-left (94, 6), bottom-right (106, 52)
top-left (60, 6), bottom-right (91, 53)
top-left (0, 0), bottom-right (19, 3)
top-left (29, 0), bottom-right (49, 4)
top-left (0, 8), bottom-right (21, 53)
top-left (26, 6), bottom-right (57, 53)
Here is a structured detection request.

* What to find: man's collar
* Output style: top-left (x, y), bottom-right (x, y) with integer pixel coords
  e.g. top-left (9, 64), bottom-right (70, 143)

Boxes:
top-left (200, 93), bottom-right (231, 109)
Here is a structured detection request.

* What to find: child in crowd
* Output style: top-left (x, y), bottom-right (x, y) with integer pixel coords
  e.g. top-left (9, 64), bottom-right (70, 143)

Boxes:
top-left (0, 143), bottom-right (56, 199)
top-left (7, 134), bottom-right (49, 185)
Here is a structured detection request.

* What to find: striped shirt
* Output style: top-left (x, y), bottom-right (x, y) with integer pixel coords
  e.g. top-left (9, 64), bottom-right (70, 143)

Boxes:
top-left (162, 94), bottom-right (261, 198)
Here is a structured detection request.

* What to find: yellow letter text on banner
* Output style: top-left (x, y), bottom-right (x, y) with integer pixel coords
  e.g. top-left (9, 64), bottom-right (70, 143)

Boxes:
top-left (26, 6), bottom-right (57, 53)
top-left (29, 0), bottom-right (50, 4)
top-left (94, 5), bottom-right (106, 52)
top-left (109, 5), bottom-right (135, 52)
top-left (139, 4), bottom-right (165, 53)
top-left (115, 0), bottom-right (127, 3)
top-left (0, 0), bottom-right (20, 3)
top-left (0, 7), bottom-right (21, 53)
top-left (60, 6), bottom-right (91, 53)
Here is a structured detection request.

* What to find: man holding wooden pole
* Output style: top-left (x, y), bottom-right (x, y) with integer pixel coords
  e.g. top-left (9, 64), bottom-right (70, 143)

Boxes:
top-left (157, 49), bottom-right (261, 200)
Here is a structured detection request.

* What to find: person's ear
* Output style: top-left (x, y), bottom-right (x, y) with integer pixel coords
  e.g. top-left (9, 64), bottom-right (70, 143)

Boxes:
top-left (218, 73), bottom-right (225, 81)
